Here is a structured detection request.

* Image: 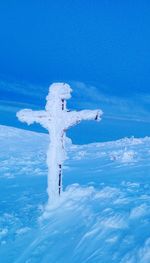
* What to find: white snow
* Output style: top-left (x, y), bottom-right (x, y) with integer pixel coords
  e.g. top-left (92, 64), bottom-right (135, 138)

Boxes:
top-left (110, 149), bottom-right (136, 163)
top-left (0, 125), bottom-right (150, 262)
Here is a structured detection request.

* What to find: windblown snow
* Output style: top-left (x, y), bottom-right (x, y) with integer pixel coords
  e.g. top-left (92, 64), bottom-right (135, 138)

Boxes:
top-left (0, 125), bottom-right (150, 263)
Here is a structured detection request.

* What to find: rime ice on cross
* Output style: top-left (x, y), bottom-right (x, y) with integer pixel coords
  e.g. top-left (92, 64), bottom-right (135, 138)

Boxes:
top-left (17, 83), bottom-right (103, 204)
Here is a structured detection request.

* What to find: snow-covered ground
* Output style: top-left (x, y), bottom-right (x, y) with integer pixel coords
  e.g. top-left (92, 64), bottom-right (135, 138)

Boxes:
top-left (0, 125), bottom-right (150, 263)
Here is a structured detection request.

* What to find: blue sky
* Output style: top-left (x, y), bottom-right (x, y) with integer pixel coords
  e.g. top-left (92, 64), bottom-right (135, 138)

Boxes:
top-left (0, 1), bottom-right (150, 143)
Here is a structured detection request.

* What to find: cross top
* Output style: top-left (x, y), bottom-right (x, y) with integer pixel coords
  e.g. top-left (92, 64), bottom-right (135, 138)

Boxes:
top-left (46, 83), bottom-right (72, 113)
top-left (47, 82), bottom-right (72, 100)
top-left (17, 83), bottom-right (103, 205)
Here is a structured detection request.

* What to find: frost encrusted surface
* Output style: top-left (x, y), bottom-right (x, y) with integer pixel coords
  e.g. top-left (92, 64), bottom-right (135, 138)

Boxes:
top-left (17, 83), bottom-right (103, 204)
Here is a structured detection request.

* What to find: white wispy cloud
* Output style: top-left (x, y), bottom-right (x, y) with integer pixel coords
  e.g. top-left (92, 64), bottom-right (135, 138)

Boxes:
top-left (0, 79), bottom-right (47, 99)
top-left (0, 79), bottom-right (149, 125)
top-left (70, 81), bottom-right (150, 123)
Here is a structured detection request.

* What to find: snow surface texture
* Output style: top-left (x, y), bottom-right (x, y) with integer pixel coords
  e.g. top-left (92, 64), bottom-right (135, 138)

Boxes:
top-left (0, 125), bottom-right (150, 263)
top-left (16, 83), bottom-right (102, 204)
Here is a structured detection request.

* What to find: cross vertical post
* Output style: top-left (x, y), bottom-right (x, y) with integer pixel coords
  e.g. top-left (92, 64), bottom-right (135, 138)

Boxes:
top-left (17, 83), bottom-right (103, 205)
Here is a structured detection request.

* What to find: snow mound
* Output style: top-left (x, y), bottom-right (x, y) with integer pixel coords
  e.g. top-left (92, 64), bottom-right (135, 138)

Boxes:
top-left (0, 125), bottom-right (150, 263)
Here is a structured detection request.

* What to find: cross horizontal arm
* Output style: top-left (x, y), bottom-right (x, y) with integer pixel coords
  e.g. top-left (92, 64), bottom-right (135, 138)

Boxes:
top-left (65, 109), bottom-right (103, 129)
top-left (17, 109), bottom-right (50, 127)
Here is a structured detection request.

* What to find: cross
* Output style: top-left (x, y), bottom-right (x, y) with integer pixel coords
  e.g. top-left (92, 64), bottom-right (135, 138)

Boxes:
top-left (17, 83), bottom-right (103, 204)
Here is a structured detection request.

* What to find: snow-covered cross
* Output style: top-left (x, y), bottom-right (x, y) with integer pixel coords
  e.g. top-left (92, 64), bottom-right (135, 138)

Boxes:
top-left (17, 83), bottom-right (103, 204)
